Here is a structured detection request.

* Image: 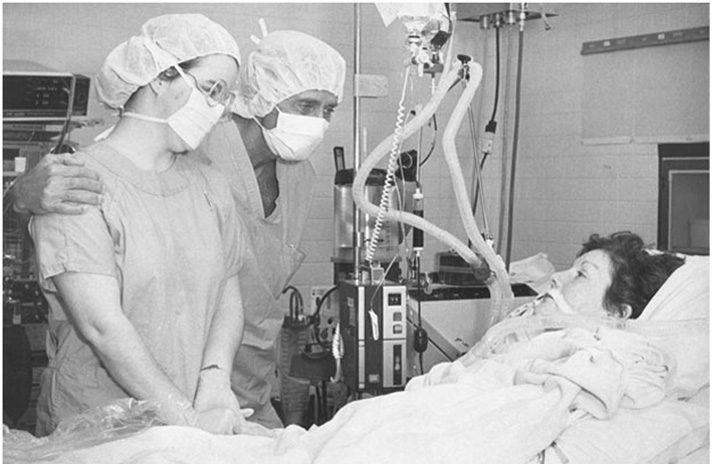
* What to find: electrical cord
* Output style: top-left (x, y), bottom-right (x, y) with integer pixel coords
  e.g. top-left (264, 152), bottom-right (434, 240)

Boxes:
top-left (413, 256), bottom-right (428, 374)
top-left (307, 285), bottom-right (338, 351)
top-left (416, 110), bottom-right (424, 176)
top-left (490, 26), bottom-right (501, 123)
top-left (303, 291), bottom-right (330, 354)
top-left (365, 68), bottom-right (411, 264)
top-left (291, 292), bottom-right (301, 318)
top-left (282, 285), bottom-right (303, 320)
top-left (418, 115), bottom-right (438, 167)
top-left (50, 121), bottom-right (73, 155)
top-left (313, 286), bottom-right (338, 320)
top-left (366, 251), bottom-right (402, 315)
top-left (394, 172), bottom-right (407, 265)
top-left (51, 75), bottom-right (77, 155)
top-left (395, 112), bottom-right (415, 260)
top-left (472, 154), bottom-right (489, 220)
top-left (472, 25), bottom-right (500, 221)
top-left (463, 78), bottom-right (490, 242)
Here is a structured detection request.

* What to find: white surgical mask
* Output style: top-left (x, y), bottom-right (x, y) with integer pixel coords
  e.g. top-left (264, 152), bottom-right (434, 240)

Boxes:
top-left (258, 108), bottom-right (329, 161)
top-left (123, 68), bottom-right (225, 150)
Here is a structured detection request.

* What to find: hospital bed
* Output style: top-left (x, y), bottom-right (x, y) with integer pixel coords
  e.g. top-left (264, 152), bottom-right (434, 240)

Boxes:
top-left (4, 256), bottom-right (708, 464)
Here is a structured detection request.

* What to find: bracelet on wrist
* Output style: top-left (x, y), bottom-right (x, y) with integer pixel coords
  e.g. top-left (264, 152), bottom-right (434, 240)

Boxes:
top-left (200, 364), bottom-right (222, 372)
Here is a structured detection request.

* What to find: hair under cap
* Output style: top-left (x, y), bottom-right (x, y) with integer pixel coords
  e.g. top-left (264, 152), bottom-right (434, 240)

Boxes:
top-left (95, 14), bottom-right (241, 110)
top-left (232, 30), bottom-right (346, 118)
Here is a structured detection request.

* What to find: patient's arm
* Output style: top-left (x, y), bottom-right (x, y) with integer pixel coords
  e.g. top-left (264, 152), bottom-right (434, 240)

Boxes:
top-left (53, 271), bottom-right (195, 424)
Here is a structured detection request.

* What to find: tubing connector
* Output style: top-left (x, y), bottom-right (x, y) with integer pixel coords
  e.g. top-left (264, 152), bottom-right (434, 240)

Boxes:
top-left (412, 189), bottom-right (424, 251)
top-left (481, 120), bottom-right (498, 155)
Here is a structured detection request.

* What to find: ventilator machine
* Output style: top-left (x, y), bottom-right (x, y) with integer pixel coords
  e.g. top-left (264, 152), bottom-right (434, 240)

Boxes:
top-left (308, 4), bottom-right (551, 401)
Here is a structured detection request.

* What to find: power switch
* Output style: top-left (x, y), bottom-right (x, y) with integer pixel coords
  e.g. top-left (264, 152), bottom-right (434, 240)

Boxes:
top-left (387, 293), bottom-right (401, 306)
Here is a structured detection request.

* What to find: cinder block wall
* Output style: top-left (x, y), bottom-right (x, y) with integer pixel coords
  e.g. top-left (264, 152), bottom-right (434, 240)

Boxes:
top-left (4, 3), bottom-right (708, 302)
top-left (470, 3), bottom-right (709, 269)
top-left (2, 4), bottom-right (476, 306)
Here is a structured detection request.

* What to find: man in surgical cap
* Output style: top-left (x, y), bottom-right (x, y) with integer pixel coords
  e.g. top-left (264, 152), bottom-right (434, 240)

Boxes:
top-left (11, 29), bottom-right (346, 428)
top-left (195, 30), bottom-right (345, 428)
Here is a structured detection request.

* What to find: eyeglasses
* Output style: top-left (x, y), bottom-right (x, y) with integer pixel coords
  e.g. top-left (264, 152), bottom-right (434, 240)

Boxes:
top-left (174, 66), bottom-right (234, 109)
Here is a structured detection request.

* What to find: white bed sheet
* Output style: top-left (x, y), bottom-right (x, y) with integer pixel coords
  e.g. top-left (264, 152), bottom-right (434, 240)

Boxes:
top-left (6, 257), bottom-right (708, 464)
top-left (8, 319), bottom-right (706, 464)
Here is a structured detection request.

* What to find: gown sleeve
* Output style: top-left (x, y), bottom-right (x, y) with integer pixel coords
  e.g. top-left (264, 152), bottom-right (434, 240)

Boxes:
top-left (29, 204), bottom-right (116, 294)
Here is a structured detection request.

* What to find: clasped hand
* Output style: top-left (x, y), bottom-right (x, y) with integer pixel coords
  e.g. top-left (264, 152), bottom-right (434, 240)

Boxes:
top-left (193, 368), bottom-right (253, 435)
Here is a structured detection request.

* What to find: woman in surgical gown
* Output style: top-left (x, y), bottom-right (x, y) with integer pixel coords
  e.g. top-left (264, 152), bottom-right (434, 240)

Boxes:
top-left (29, 14), bottom-right (248, 436)
top-left (12, 29), bottom-right (346, 430)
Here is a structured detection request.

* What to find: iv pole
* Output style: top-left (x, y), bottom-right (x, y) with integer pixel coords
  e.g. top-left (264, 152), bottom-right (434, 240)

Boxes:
top-left (352, 3), bottom-right (362, 282)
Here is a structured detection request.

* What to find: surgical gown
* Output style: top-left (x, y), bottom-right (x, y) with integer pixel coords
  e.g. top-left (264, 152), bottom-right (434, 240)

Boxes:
top-left (195, 118), bottom-right (315, 427)
top-left (30, 142), bottom-right (246, 436)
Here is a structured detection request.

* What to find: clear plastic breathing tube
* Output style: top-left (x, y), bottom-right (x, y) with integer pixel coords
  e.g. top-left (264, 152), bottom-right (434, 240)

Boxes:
top-left (441, 61), bottom-right (513, 325)
top-left (353, 61), bottom-right (514, 325)
top-left (353, 64), bottom-right (475, 267)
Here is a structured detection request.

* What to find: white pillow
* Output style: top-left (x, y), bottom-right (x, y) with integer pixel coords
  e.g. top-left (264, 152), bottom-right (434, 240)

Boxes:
top-left (544, 258), bottom-right (711, 464)
top-left (635, 256), bottom-right (710, 399)
top-left (639, 255), bottom-right (709, 321)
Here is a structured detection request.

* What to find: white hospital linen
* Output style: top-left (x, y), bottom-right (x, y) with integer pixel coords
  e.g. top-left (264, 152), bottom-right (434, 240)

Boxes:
top-left (6, 319), bottom-right (681, 464)
top-left (639, 255), bottom-right (709, 321)
top-left (637, 255), bottom-right (710, 399)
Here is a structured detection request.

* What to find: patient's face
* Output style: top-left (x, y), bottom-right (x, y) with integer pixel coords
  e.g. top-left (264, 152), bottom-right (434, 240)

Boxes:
top-left (548, 249), bottom-right (614, 317)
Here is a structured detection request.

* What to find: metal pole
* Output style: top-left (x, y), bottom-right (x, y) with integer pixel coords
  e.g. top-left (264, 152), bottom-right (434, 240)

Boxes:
top-left (352, 3), bottom-right (362, 282)
top-left (504, 26), bottom-right (524, 270)
top-left (465, 98), bottom-right (490, 237)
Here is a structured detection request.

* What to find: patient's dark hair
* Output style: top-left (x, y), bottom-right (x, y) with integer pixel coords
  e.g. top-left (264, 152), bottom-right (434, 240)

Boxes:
top-left (578, 232), bottom-right (685, 319)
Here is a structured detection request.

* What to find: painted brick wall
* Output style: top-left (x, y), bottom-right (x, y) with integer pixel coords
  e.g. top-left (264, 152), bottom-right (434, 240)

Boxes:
top-left (4, 3), bottom-right (708, 305)
top-left (469, 3), bottom-right (709, 270)
top-left (2, 3), bottom-right (480, 310)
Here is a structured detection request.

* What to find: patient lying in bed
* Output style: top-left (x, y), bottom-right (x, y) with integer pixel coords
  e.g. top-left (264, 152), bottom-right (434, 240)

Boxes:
top-left (5, 232), bottom-right (708, 464)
